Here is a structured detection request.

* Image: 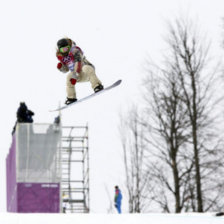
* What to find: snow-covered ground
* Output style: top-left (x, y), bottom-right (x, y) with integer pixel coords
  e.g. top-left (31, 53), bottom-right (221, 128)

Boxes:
top-left (0, 213), bottom-right (223, 224)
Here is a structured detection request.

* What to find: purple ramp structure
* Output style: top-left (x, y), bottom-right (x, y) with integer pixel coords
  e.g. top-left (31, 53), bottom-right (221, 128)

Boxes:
top-left (6, 123), bottom-right (61, 213)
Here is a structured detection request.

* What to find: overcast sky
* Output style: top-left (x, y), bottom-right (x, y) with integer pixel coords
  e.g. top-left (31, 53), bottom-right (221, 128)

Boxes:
top-left (0, 0), bottom-right (223, 213)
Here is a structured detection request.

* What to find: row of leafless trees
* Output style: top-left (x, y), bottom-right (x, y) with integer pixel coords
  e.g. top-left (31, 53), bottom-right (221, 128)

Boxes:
top-left (119, 19), bottom-right (224, 213)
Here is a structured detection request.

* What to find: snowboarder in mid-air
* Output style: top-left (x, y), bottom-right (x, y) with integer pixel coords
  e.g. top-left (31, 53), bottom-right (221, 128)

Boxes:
top-left (56, 38), bottom-right (104, 105)
top-left (114, 186), bottom-right (122, 214)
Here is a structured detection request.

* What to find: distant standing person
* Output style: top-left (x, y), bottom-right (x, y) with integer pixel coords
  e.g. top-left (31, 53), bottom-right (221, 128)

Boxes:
top-left (62, 192), bottom-right (69, 213)
top-left (17, 102), bottom-right (34, 123)
top-left (12, 102), bottom-right (34, 135)
top-left (114, 186), bottom-right (122, 214)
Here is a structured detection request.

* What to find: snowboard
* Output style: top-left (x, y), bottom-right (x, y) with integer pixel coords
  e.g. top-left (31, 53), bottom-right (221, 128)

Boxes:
top-left (50, 79), bottom-right (122, 112)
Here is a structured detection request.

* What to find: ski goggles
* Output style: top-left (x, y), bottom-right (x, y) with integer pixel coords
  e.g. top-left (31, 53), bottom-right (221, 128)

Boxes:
top-left (59, 45), bottom-right (70, 53)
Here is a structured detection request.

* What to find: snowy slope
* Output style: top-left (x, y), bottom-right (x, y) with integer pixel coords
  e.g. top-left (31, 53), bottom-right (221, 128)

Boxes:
top-left (0, 213), bottom-right (223, 224)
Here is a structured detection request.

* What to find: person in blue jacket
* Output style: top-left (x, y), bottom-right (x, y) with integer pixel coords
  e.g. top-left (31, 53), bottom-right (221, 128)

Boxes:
top-left (114, 186), bottom-right (122, 214)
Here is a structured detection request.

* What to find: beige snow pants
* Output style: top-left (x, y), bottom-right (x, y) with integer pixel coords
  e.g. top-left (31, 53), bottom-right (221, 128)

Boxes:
top-left (66, 65), bottom-right (102, 99)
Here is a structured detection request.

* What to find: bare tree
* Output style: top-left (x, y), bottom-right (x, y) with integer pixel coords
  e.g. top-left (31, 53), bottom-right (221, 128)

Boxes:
top-left (142, 65), bottom-right (195, 213)
top-left (144, 18), bottom-right (224, 213)
top-left (119, 106), bottom-right (151, 213)
top-left (165, 18), bottom-right (224, 212)
top-left (104, 184), bottom-right (114, 213)
top-left (119, 17), bottom-right (224, 213)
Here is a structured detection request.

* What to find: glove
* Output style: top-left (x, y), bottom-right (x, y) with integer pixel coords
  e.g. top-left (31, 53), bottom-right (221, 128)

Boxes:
top-left (70, 78), bottom-right (77, 85)
top-left (57, 62), bottom-right (69, 73)
top-left (57, 62), bottom-right (62, 69)
top-left (114, 204), bottom-right (118, 208)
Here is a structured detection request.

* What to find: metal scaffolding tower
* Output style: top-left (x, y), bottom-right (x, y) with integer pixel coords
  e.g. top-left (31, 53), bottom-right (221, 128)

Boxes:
top-left (60, 125), bottom-right (89, 213)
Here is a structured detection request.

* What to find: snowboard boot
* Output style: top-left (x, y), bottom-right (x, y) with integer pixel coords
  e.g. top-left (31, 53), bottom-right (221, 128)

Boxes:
top-left (65, 97), bottom-right (77, 105)
top-left (94, 84), bottom-right (104, 93)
